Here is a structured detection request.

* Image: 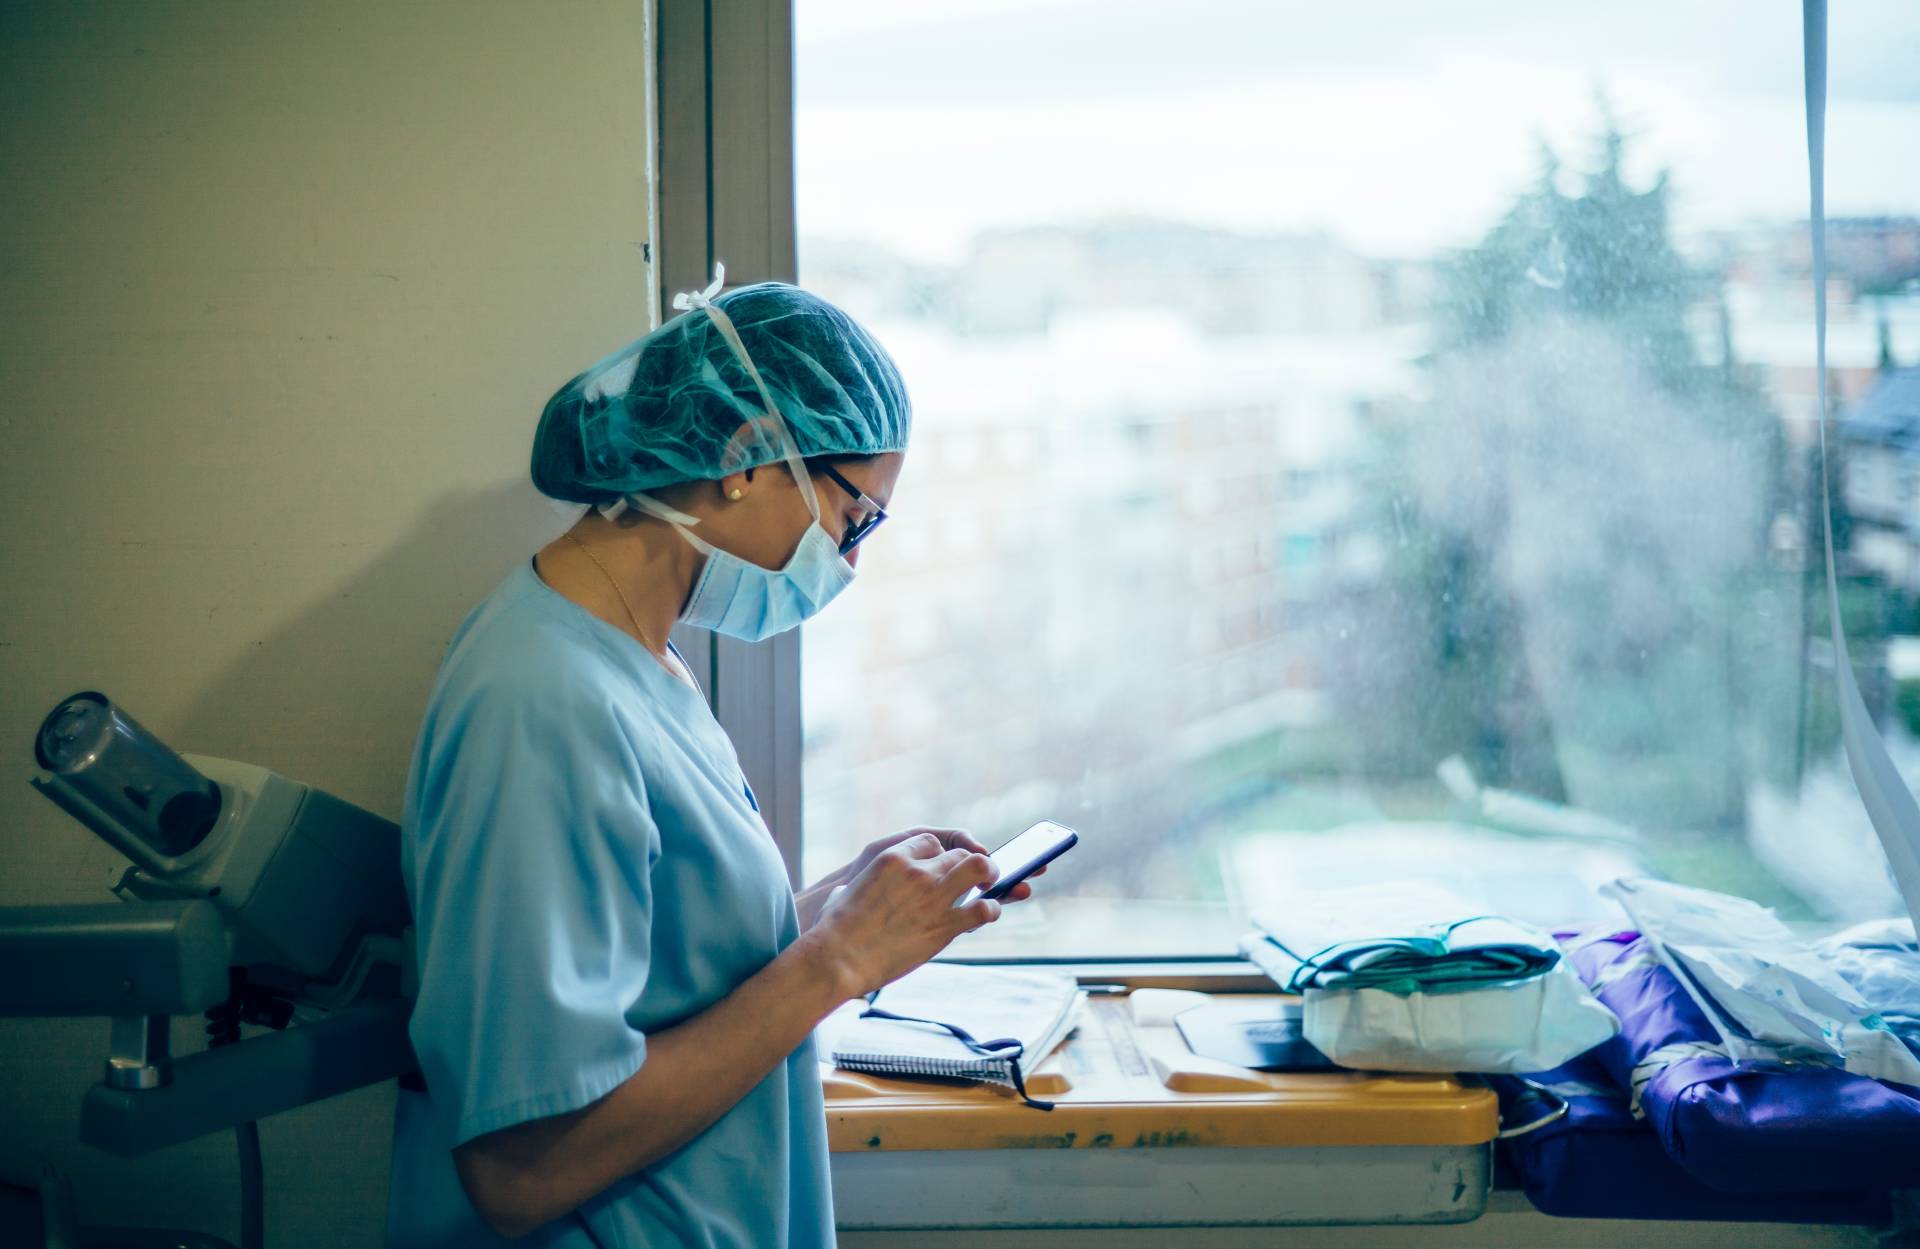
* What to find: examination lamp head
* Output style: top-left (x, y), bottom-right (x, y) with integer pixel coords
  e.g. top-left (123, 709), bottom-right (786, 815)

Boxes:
top-left (30, 691), bottom-right (409, 984)
top-left (34, 692), bottom-right (223, 868)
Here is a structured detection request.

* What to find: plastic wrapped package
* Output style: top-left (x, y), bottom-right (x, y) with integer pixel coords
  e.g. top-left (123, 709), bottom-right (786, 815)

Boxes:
top-left (1239, 881), bottom-right (1615, 1075)
top-left (1817, 919), bottom-right (1920, 1046)
top-left (1295, 963), bottom-right (1618, 1075)
top-left (1245, 880), bottom-right (1563, 993)
top-left (1603, 879), bottom-right (1920, 1087)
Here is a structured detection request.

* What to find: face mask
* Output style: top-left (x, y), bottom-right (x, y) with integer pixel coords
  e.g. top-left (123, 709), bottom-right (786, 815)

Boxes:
top-left (603, 264), bottom-right (857, 642)
top-left (622, 491), bottom-right (854, 642)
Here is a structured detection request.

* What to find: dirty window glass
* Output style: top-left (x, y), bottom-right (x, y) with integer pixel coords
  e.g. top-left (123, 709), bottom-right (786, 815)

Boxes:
top-left (795, 1), bottom-right (1920, 956)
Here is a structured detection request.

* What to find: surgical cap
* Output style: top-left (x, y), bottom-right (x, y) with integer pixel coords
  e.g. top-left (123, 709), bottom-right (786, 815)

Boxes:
top-left (530, 282), bottom-right (911, 504)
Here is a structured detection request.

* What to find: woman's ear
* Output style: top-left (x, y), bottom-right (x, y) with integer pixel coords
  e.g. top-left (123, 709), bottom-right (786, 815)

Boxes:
top-left (719, 416), bottom-right (788, 473)
top-left (718, 470), bottom-right (752, 502)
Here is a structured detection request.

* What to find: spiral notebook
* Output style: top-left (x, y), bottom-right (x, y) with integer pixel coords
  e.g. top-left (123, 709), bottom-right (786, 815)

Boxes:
top-left (819, 962), bottom-right (1083, 1090)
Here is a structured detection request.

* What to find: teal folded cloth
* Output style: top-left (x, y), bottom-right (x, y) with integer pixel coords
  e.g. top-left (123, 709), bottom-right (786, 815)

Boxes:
top-left (1243, 882), bottom-right (1560, 995)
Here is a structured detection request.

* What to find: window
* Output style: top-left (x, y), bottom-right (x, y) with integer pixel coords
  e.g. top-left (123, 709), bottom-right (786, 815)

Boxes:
top-left (783, 2), bottom-right (1920, 957)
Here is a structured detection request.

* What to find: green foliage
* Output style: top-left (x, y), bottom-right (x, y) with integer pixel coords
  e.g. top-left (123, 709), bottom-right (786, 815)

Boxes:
top-left (1431, 119), bottom-right (1731, 400)
top-left (1800, 577), bottom-right (1906, 763)
top-left (1345, 433), bottom-right (1568, 794)
top-left (1442, 140), bottom-right (1663, 323)
top-left (1340, 107), bottom-right (1788, 829)
top-left (1897, 678), bottom-right (1920, 738)
top-left (1804, 438), bottom-right (1854, 556)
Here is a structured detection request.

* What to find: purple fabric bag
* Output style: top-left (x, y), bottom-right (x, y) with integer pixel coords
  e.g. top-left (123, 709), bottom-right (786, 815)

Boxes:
top-left (1493, 1052), bottom-right (1890, 1223)
top-left (1564, 930), bottom-right (1920, 1194)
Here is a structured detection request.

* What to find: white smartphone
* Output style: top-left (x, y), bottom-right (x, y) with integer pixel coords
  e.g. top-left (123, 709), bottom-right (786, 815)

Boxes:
top-left (959, 819), bottom-right (1079, 906)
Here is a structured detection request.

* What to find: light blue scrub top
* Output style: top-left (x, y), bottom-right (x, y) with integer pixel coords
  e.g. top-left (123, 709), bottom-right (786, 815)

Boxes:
top-left (386, 560), bottom-right (834, 1249)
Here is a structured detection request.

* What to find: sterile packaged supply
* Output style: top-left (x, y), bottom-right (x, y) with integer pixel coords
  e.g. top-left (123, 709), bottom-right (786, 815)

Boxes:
top-left (1291, 962), bottom-right (1619, 1075)
top-left (1245, 880), bottom-right (1562, 994)
top-left (1238, 881), bottom-right (1617, 1075)
top-left (1602, 878), bottom-right (1920, 1087)
top-left (1816, 917), bottom-right (1920, 1054)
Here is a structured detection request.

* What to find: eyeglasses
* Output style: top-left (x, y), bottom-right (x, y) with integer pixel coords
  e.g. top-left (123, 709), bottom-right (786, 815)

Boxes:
top-left (812, 461), bottom-right (889, 556)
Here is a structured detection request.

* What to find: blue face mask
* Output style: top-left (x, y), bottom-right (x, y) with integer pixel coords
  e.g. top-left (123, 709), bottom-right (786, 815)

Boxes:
top-left (605, 266), bottom-right (858, 643)
top-left (622, 491), bottom-right (855, 643)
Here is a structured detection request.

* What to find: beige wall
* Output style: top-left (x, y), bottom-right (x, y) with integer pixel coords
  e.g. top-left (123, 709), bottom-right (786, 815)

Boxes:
top-left (0, 2), bottom-right (650, 1243)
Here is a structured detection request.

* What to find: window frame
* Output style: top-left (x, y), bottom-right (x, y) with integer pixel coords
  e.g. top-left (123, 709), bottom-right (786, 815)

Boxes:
top-left (652, 6), bottom-right (1273, 977)
top-left (654, 0), bottom-right (807, 885)
top-left (654, 3), bottom-right (1255, 981)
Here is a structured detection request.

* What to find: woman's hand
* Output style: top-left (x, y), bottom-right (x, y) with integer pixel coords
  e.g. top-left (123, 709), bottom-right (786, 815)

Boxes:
top-left (873, 827), bottom-right (1044, 902)
top-left (795, 832), bottom-right (1003, 1000)
top-left (796, 826), bottom-right (1041, 930)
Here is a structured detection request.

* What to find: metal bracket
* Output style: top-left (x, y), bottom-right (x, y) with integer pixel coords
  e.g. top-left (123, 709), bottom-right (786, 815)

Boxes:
top-left (105, 1014), bottom-right (172, 1090)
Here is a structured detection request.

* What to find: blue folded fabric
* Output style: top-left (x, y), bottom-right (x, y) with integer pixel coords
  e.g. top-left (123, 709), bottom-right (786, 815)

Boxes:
top-left (1492, 1052), bottom-right (1892, 1224)
top-left (1565, 928), bottom-right (1920, 1195)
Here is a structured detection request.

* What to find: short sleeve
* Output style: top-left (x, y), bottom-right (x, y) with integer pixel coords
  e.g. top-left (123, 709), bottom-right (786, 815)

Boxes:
top-left (404, 672), bottom-right (660, 1147)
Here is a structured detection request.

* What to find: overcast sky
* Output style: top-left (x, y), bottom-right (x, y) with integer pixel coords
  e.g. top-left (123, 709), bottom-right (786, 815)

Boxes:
top-left (795, 0), bottom-right (1920, 263)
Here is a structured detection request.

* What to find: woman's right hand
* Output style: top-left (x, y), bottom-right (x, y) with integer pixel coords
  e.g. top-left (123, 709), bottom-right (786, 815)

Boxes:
top-left (798, 831), bottom-right (1002, 1000)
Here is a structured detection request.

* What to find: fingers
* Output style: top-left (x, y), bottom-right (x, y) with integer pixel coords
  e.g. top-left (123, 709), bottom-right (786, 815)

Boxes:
top-left (937, 851), bottom-right (995, 899)
top-left (1000, 881), bottom-right (1035, 903)
top-left (855, 832), bottom-right (908, 866)
top-left (892, 831), bottom-right (945, 860)
top-left (900, 826), bottom-right (986, 854)
top-left (945, 830), bottom-right (991, 856)
top-left (954, 897), bottom-right (1003, 931)
top-left (925, 846), bottom-right (974, 878)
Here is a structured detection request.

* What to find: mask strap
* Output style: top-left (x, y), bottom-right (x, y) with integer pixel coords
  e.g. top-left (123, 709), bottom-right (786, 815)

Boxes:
top-left (619, 492), bottom-right (720, 556)
top-left (673, 263), bottom-right (825, 524)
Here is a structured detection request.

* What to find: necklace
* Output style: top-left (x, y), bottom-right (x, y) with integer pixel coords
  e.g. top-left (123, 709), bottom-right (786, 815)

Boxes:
top-left (563, 531), bottom-right (664, 659)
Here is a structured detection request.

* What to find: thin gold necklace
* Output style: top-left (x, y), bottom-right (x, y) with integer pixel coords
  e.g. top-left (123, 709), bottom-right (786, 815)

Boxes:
top-left (563, 531), bottom-right (665, 659)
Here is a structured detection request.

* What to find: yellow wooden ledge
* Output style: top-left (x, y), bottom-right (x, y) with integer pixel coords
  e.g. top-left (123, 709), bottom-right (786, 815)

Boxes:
top-left (824, 993), bottom-right (1498, 1152)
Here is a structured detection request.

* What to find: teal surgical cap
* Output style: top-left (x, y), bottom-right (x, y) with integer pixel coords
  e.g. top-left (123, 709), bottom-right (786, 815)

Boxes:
top-left (530, 278), bottom-right (911, 505)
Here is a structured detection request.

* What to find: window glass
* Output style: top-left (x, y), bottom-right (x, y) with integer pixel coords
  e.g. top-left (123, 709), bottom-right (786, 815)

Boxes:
top-left (796, 1), bottom-right (1920, 956)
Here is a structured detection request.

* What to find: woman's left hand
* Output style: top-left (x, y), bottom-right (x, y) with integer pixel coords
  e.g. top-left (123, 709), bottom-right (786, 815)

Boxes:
top-left (797, 826), bottom-right (1044, 930)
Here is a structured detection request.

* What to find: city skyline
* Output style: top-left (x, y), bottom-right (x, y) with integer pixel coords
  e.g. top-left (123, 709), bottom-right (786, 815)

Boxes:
top-left (797, 0), bottom-right (1920, 263)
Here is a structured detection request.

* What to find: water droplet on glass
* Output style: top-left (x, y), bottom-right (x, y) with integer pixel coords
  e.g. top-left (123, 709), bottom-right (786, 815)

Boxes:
top-left (1525, 234), bottom-right (1567, 291)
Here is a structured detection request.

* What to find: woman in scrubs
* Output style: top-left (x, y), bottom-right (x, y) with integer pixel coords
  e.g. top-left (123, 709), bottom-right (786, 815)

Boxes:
top-left (387, 275), bottom-right (1028, 1247)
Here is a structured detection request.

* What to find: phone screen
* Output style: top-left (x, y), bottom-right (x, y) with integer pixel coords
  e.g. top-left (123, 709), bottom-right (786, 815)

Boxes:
top-left (961, 820), bottom-right (1078, 905)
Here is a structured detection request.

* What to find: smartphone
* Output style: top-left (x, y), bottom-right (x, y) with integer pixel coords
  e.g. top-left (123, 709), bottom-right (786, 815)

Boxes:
top-left (960, 819), bottom-right (1078, 905)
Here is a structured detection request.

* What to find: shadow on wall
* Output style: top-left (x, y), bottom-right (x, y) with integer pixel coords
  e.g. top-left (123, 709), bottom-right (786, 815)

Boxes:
top-left (171, 479), bottom-right (574, 819)
top-left (0, 481), bottom-right (573, 1249)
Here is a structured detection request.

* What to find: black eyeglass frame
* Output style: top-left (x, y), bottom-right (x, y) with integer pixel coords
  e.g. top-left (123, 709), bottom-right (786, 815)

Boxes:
top-left (811, 461), bottom-right (889, 556)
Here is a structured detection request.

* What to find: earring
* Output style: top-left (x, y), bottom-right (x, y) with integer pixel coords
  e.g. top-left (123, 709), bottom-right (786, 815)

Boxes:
top-left (728, 488), bottom-right (744, 501)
